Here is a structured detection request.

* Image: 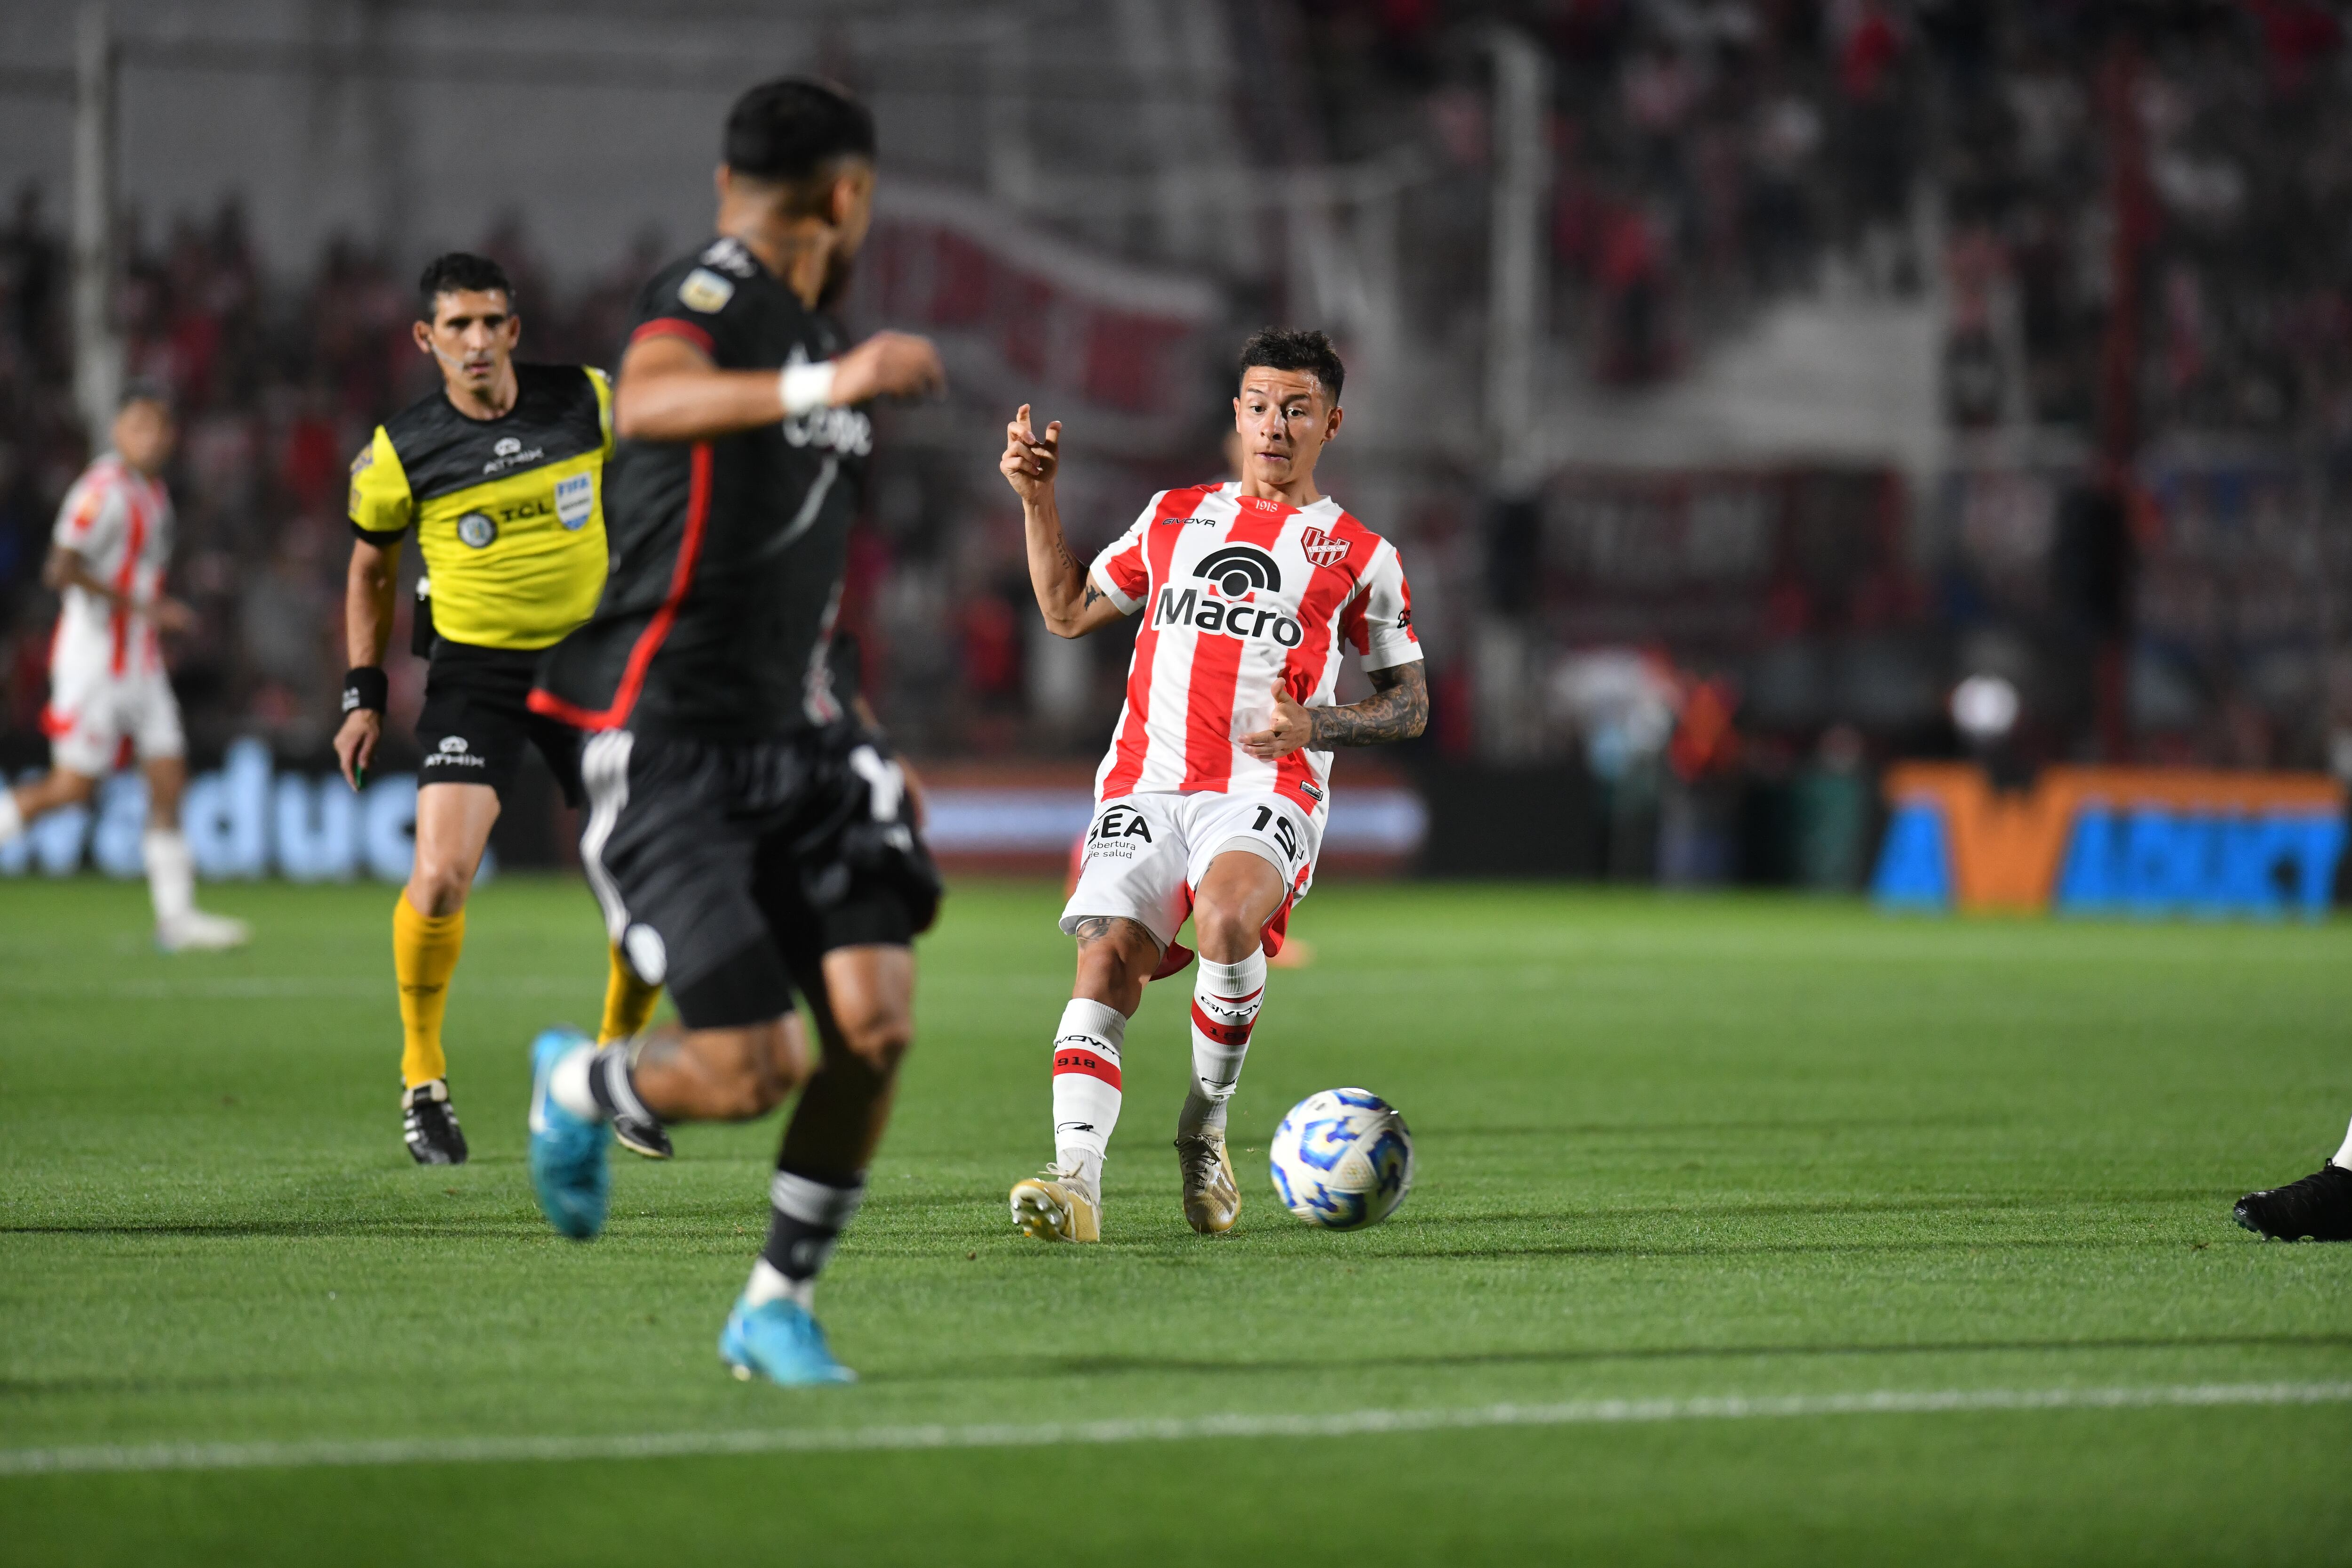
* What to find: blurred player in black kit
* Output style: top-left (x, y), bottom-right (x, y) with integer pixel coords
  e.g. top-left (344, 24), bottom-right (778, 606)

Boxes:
top-left (524, 79), bottom-right (946, 1385)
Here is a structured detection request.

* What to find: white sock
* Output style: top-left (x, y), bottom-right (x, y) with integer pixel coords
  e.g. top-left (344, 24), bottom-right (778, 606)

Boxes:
top-left (1181, 950), bottom-right (1266, 1136)
top-left (2333, 1114), bottom-right (2352, 1170)
top-left (143, 828), bottom-right (194, 925)
top-left (744, 1256), bottom-right (814, 1312)
top-left (0, 789), bottom-right (22, 843)
top-left (1050, 998), bottom-right (1127, 1197)
top-left (548, 1043), bottom-right (604, 1122)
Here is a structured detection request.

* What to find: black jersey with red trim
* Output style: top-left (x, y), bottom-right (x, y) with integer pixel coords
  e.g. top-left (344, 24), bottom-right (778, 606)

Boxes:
top-left (532, 237), bottom-right (871, 740)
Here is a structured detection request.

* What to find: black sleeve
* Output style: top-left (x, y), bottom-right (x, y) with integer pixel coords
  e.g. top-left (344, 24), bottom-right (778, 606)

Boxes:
top-left (622, 248), bottom-right (764, 369)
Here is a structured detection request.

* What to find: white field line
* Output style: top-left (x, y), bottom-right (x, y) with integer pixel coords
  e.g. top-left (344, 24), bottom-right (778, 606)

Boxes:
top-left (4, 1382), bottom-right (2346, 1478)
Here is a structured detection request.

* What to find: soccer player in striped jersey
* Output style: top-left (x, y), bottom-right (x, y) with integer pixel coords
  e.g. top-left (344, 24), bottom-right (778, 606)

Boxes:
top-left (0, 384), bottom-right (248, 951)
top-left (1001, 328), bottom-right (1428, 1241)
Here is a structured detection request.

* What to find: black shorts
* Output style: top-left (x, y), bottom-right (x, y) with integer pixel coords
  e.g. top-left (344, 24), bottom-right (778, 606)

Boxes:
top-left (415, 640), bottom-right (583, 806)
top-left (578, 721), bottom-right (942, 1030)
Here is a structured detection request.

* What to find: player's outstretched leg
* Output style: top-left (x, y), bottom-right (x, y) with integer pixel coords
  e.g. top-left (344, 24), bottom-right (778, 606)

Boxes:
top-left (1176, 947), bottom-right (1261, 1235)
top-left (1012, 999), bottom-right (1127, 1243)
top-left (1173, 850), bottom-right (1285, 1235)
top-left (2236, 1115), bottom-right (2352, 1242)
top-left (597, 943), bottom-right (672, 1160)
top-left (1013, 914), bottom-right (1156, 1242)
top-left (527, 1027), bottom-right (612, 1238)
top-left (720, 947), bottom-right (913, 1386)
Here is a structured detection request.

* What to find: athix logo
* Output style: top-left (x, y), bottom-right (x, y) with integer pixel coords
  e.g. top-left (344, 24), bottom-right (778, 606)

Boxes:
top-left (481, 436), bottom-right (546, 475)
top-left (1300, 526), bottom-right (1350, 569)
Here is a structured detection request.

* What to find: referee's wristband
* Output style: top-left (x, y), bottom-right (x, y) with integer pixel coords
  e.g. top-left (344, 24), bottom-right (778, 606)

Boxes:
top-left (342, 667), bottom-right (389, 716)
top-left (779, 360), bottom-right (837, 417)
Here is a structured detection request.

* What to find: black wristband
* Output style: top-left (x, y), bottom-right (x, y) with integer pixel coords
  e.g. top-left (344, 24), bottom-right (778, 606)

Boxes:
top-left (342, 666), bottom-right (389, 716)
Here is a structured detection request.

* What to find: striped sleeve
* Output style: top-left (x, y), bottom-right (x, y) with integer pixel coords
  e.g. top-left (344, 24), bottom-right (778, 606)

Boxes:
top-left (52, 469), bottom-right (119, 550)
top-left (1343, 541), bottom-right (1421, 669)
top-left (1086, 491), bottom-right (1162, 615)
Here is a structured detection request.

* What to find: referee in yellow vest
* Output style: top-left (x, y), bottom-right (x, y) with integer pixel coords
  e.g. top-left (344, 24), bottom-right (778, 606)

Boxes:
top-left (335, 253), bottom-right (664, 1166)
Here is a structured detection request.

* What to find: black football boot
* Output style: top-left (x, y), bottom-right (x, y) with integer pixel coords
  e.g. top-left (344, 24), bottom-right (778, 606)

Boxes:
top-left (403, 1078), bottom-right (469, 1166)
top-left (2234, 1162), bottom-right (2352, 1242)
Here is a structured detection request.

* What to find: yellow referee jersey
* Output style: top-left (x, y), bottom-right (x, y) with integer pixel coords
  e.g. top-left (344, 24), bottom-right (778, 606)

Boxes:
top-left (349, 362), bottom-right (613, 651)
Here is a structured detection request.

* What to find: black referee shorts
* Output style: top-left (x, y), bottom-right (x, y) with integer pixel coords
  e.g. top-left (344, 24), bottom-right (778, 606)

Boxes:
top-left (577, 721), bottom-right (941, 1030)
top-left (415, 640), bottom-right (583, 806)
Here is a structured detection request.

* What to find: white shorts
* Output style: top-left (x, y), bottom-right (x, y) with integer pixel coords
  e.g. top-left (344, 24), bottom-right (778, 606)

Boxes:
top-left (44, 645), bottom-right (183, 777)
top-left (1060, 790), bottom-right (1321, 949)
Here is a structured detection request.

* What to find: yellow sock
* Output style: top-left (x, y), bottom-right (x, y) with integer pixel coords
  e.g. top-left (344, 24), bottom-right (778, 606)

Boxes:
top-left (394, 893), bottom-right (466, 1088)
top-left (597, 941), bottom-right (662, 1045)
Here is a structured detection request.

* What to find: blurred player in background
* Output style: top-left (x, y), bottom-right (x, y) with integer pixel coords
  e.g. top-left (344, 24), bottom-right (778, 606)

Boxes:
top-left (0, 385), bottom-right (248, 952)
top-left (524, 79), bottom-right (945, 1386)
top-left (2236, 1119), bottom-right (2352, 1241)
top-left (1001, 328), bottom-right (1427, 1243)
top-left (336, 253), bottom-right (662, 1168)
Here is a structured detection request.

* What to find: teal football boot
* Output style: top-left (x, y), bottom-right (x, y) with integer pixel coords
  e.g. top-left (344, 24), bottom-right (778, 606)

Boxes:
top-left (718, 1296), bottom-right (858, 1386)
top-left (527, 1027), bottom-right (609, 1240)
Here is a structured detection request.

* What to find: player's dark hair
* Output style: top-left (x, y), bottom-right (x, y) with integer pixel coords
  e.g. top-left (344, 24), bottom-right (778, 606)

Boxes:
top-left (724, 79), bottom-right (876, 211)
top-left (1238, 327), bottom-right (1344, 406)
top-left (416, 253), bottom-right (514, 319)
top-left (118, 378), bottom-right (173, 412)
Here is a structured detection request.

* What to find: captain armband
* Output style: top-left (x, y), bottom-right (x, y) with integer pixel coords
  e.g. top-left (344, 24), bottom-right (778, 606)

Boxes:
top-left (342, 666), bottom-right (389, 716)
top-left (779, 360), bottom-right (837, 418)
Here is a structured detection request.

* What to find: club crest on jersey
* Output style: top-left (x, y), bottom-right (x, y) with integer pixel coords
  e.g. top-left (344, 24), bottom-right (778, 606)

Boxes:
top-left (456, 511), bottom-right (497, 549)
top-left (1194, 545), bottom-right (1282, 598)
top-left (678, 267), bottom-right (735, 313)
top-left (1300, 526), bottom-right (1350, 569)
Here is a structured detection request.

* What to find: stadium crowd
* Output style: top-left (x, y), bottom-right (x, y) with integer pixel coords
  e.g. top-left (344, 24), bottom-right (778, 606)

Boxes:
top-left (2, 0), bottom-right (2350, 846)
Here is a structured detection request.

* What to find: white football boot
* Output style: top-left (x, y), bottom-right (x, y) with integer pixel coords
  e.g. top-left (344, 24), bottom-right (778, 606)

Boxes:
top-left (157, 909), bottom-right (251, 952)
top-left (1010, 1165), bottom-right (1101, 1242)
top-left (1176, 1129), bottom-right (1240, 1234)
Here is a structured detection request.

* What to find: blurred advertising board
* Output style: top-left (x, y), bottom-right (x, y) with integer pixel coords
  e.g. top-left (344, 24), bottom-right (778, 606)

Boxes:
top-left (2, 740), bottom-right (443, 884)
top-left (1873, 763), bottom-right (2344, 918)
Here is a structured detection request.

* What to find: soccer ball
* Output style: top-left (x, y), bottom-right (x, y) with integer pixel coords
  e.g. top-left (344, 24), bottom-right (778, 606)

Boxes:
top-left (1268, 1088), bottom-right (1414, 1230)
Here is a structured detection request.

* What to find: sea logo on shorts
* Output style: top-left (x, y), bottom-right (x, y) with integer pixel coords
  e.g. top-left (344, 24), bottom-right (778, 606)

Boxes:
top-left (1087, 804), bottom-right (1154, 861)
top-left (456, 511), bottom-right (497, 549)
top-left (554, 471), bottom-right (595, 530)
top-left (1299, 526), bottom-right (1350, 570)
top-left (438, 736), bottom-right (469, 754)
top-left (678, 267), bottom-right (736, 313)
top-left (1194, 545), bottom-right (1282, 599)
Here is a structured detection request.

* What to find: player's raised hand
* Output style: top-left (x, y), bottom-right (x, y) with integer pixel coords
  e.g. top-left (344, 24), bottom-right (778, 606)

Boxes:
top-left (1240, 688), bottom-right (1315, 761)
top-left (1000, 405), bottom-right (1061, 501)
top-left (334, 708), bottom-right (381, 793)
top-left (831, 331), bottom-right (945, 405)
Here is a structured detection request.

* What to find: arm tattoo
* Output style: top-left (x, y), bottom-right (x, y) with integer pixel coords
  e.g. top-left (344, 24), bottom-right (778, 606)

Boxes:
top-left (1083, 582), bottom-right (1103, 608)
top-left (1305, 662), bottom-right (1428, 748)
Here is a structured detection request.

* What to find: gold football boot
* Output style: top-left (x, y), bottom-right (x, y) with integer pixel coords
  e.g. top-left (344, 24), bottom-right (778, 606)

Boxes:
top-left (1010, 1166), bottom-right (1101, 1242)
top-left (1176, 1129), bottom-right (1240, 1234)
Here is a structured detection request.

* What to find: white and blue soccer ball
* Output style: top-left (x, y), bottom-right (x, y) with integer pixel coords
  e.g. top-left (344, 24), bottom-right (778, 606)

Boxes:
top-left (1269, 1088), bottom-right (1414, 1230)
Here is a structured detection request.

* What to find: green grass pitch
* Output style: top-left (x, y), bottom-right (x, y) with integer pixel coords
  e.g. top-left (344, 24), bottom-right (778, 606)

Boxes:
top-left (4, 874), bottom-right (2350, 1565)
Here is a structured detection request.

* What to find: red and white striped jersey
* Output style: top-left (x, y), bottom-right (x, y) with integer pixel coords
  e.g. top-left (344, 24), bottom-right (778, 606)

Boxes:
top-left (50, 454), bottom-right (174, 677)
top-left (1087, 480), bottom-right (1420, 826)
